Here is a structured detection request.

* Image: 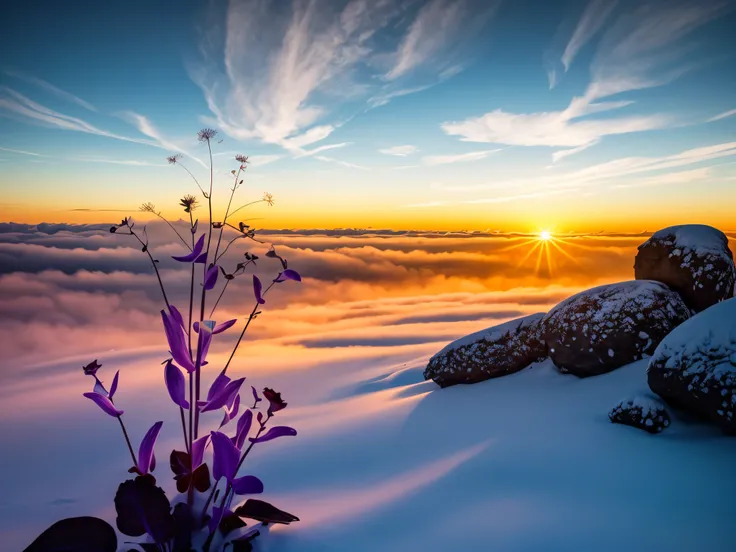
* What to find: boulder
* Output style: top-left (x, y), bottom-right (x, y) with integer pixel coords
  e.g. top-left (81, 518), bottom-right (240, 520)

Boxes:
top-left (609, 396), bottom-right (671, 434)
top-left (541, 281), bottom-right (690, 377)
top-left (648, 297), bottom-right (736, 435)
top-left (424, 313), bottom-right (547, 387)
top-left (634, 224), bottom-right (735, 313)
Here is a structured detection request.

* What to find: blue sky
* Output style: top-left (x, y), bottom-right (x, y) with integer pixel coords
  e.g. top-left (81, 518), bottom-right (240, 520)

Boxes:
top-left (1, 0), bottom-right (735, 231)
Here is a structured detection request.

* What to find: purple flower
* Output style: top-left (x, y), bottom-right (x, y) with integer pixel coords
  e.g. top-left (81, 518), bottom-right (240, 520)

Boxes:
top-left (200, 377), bottom-right (245, 413)
top-left (263, 388), bottom-right (287, 415)
top-left (231, 475), bottom-right (264, 496)
top-left (108, 371), bottom-right (119, 398)
top-left (204, 265), bottom-right (219, 290)
top-left (211, 431), bottom-right (264, 493)
top-left (251, 385), bottom-right (262, 406)
top-left (191, 434), bottom-right (210, 468)
top-left (161, 309), bottom-right (195, 372)
top-left (193, 319), bottom-right (237, 334)
top-left (172, 234), bottom-right (205, 263)
top-left (83, 391), bottom-right (123, 417)
top-left (220, 393), bottom-right (241, 428)
top-left (83, 359), bottom-right (102, 376)
top-left (130, 421), bottom-right (163, 476)
top-left (168, 305), bottom-right (186, 330)
top-left (273, 269), bottom-right (301, 283)
top-left (195, 320), bottom-right (215, 368)
top-left (232, 409), bottom-right (253, 450)
top-left (253, 275), bottom-right (266, 305)
top-left (249, 426), bottom-right (297, 444)
top-left (164, 360), bottom-right (189, 409)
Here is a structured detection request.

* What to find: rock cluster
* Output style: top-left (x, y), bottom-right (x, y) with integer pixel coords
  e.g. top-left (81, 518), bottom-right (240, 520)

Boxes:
top-left (609, 396), bottom-right (671, 434)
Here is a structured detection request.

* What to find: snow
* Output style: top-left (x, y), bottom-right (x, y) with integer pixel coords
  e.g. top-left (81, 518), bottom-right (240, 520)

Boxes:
top-left (649, 224), bottom-right (730, 259)
top-left (649, 297), bottom-right (736, 386)
top-left (431, 313), bottom-right (545, 359)
top-left (3, 350), bottom-right (736, 551)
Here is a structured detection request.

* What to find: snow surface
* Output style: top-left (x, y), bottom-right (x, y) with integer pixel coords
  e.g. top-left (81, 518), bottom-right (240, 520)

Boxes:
top-left (648, 224), bottom-right (731, 259)
top-left (3, 351), bottom-right (736, 551)
top-left (431, 312), bottom-right (545, 359)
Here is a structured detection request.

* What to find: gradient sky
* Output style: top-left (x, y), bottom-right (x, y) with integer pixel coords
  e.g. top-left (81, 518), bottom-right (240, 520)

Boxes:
top-left (1, 0), bottom-right (735, 231)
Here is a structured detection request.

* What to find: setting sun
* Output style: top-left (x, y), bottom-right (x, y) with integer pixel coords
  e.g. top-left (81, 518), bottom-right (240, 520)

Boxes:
top-left (540, 231), bottom-right (552, 241)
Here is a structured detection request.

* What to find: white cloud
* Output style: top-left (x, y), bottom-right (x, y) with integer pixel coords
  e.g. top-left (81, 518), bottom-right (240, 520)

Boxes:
top-left (708, 108), bottom-right (736, 122)
top-left (379, 145), bottom-right (419, 156)
top-left (560, 0), bottom-right (618, 73)
top-left (72, 158), bottom-right (167, 167)
top-left (314, 155), bottom-right (367, 170)
top-left (422, 149), bottom-right (501, 166)
top-left (294, 142), bottom-right (351, 158)
top-left (0, 146), bottom-right (42, 157)
top-left (611, 167), bottom-right (712, 189)
top-left (4, 70), bottom-right (97, 112)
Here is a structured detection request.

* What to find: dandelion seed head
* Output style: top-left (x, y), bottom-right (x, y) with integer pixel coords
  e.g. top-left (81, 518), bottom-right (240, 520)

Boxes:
top-left (263, 192), bottom-right (274, 206)
top-left (235, 154), bottom-right (249, 164)
top-left (180, 194), bottom-right (199, 213)
top-left (166, 154), bottom-right (183, 165)
top-left (197, 128), bottom-right (218, 142)
top-left (139, 202), bottom-right (157, 214)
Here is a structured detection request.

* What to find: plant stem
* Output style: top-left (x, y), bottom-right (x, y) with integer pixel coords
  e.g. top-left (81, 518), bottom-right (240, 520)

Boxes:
top-left (117, 416), bottom-right (137, 468)
top-left (180, 406), bottom-right (190, 455)
top-left (208, 279), bottom-right (230, 318)
top-left (125, 227), bottom-right (171, 310)
top-left (154, 212), bottom-right (191, 250)
top-left (213, 167), bottom-right (242, 262)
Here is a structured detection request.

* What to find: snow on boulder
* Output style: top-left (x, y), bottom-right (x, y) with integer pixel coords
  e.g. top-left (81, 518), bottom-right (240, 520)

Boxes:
top-left (609, 395), bottom-right (671, 434)
top-left (424, 313), bottom-right (547, 388)
top-left (541, 281), bottom-right (690, 378)
top-left (634, 224), bottom-right (735, 313)
top-left (648, 297), bottom-right (736, 435)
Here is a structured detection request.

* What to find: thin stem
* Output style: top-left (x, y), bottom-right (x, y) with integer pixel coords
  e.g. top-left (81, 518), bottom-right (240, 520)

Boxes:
top-left (154, 212), bottom-right (191, 250)
top-left (124, 227), bottom-right (171, 310)
top-left (228, 198), bottom-right (266, 218)
top-left (180, 407), bottom-right (190, 455)
top-left (213, 167), bottom-right (243, 262)
top-left (177, 162), bottom-right (206, 196)
top-left (117, 416), bottom-right (138, 468)
top-left (201, 479), bottom-right (219, 521)
top-left (208, 279), bottom-right (230, 318)
top-left (222, 282), bottom-right (276, 375)
top-left (214, 235), bottom-right (244, 263)
top-left (187, 373), bottom-right (194, 506)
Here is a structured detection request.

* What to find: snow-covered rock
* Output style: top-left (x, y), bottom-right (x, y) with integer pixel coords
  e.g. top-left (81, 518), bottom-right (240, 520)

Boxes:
top-left (541, 281), bottom-right (690, 377)
top-left (609, 395), bottom-right (671, 434)
top-left (424, 313), bottom-right (547, 387)
top-left (648, 297), bottom-right (736, 435)
top-left (634, 224), bottom-right (735, 313)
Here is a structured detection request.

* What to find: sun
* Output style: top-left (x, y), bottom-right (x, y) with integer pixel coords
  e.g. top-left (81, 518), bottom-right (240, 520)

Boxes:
top-left (539, 230), bottom-right (552, 241)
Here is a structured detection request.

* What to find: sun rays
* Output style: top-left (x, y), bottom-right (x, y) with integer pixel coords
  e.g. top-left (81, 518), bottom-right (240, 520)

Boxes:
top-left (507, 231), bottom-right (579, 276)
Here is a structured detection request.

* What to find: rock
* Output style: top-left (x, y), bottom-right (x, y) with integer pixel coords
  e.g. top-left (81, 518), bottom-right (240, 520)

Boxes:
top-left (541, 281), bottom-right (690, 377)
top-left (634, 224), bottom-right (735, 313)
top-left (609, 395), bottom-right (671, 434)
top-left (648, 297), bottom-right (736, 435)
top-left (424, 313), bottom-right (547, 387)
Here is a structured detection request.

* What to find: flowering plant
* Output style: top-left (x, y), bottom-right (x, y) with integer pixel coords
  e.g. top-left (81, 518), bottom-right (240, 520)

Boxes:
top-left (25, 129), bottom-right (301, 552)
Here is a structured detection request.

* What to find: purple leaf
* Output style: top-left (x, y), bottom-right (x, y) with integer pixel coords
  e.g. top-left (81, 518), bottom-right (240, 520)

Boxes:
top-left (164, 360), bottom-right (189, 409)
top-left (213, 319), bottom-right (237, 334)
top-left (161, 310), bottom-right (195, 372)
top-left (93, 378), bottom-right (108, 397)
top-left (211, 431), bottom-right (239, 482)
top-left (194, 252), bottom-right (208, 264)
top-left (274, 269), bottom-right (301, 283)
top-left (232, 475), bottom-right (264, 496)
top-left (204, 265), bottom-right (219, 290)
top-left (250, 385), bottom-right (262, 406)
top-left (192, 220), bottom-right (198, 234)
top-left (191, 435), bottom-right (210, 468)
top-left (83, 392), bottom-right (123, 417)
top-left (195, 320), bottom-right (215, 367)
top-left (208, 506), bottom-right (234, 535)
top-left (220, 393), bottom-right (240, 428)
top-left (233, 409), bottom-right (253, 450)
top-left (137, 421), bottom-right (163, 475)
top-left (108, 371), bottom-right (120, 400)
top-left (168, 305), bottom-right (186, 330)
top-left (206, 373), bottom-right (231, 402)
top-left (249, 426), bottom-right (297, 444)
top-left (253, 275), bottom-right (265, 305)
top-left (172, 234), bottom-right (205, 262)
top-left (200, 378), bottom-right (245, 413)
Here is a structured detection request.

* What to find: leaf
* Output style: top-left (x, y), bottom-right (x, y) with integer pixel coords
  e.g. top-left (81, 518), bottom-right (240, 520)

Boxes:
top-left (172, 503), bottom-right (194, 552)
top-left (22, 517), bottom-right (117, 552)
top-left (230, 529), bottom-right (260, 552)
top-left (192, 463), bottom-right (211, 492)
top-left (219, 513), bottom-right (247, 535)
top-left (114, 477), bottom-right (175, 543)
top-left (233, 499), bottom-right (299, 525)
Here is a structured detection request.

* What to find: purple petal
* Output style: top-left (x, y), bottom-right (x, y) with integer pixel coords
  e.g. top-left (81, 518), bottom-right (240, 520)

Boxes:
top-left (207, 373), bottom-right (231, 402)
top-left (83, 392), bottom-right (123, 417)
top-left (164, 360), bottom-right (189, 409)
top-left (195, 320), bottom-right (215, 367)
top-left (220, 393), bottom-right (240, 428)
top-left (211, 431), bottom-right (239, 482)
top-left (191, 434), bottom-right (210, 468)
top-left (253, 275), bottom-right (265, 305)
top-left (137, 421), bottom-right (163, 475)
top-left (201, 378), bottom-right (245, 413)
top-left (282, 269), bottom-right (301, 281)
top-left (194, 252), bottom-right (208, 264)
top-left (208, 506), bottom-right (233, 534)
top-left (249, 426), bottom-right (297, 444)
top-left (93, 378), bottom-right (108, 397)
top-left (213, 319), bottom-right (237, 334)
top-left (168, 305), bottom-right (185, 330)
top-left (234, 409), bottom-right (253, 450)
top-left (161, 310), bottom-right (195, 372)
top-left (251, 386), bottom-right (262, 404)
top-left (172, 234), bottom-right (205, 262)
top-left (204, 265), bottom-right (219, 291)
top-left (232, 475), bottom-right (264, 496)
top-left (192, 220), bottom-right (198, 234)
top-left (108, 371), bottom-right (120, 399)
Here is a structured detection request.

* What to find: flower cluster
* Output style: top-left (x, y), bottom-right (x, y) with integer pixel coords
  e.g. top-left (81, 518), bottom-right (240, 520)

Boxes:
top-left (29, 131), bottom-right (301, 552)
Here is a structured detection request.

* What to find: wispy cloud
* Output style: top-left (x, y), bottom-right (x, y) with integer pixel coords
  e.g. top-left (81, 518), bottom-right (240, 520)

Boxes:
top-left (379, 145), bottom-right (419, 157)
top-left (314, 155), bottom-right (367, 170)
top-left (611, 167), bottom-right (712, 189)
top-left (708, 108), bottom-right (736, 122)
top-left (422, 149), bottom-right (501, 166)
top-left (444, 2), bottom-right (732, 158)
top-left (71, 157), bottom-right (168, 167)
top-left (4, 70), bottom-right (97, 112)
top-left (294, 142), bottom-right (351, 158)
top-left (247, 154), bottom-right (284, 167)
top-left (0, 146), bottom-right (42, 157)
top-left (561, 0), bottom-right (618, 73)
